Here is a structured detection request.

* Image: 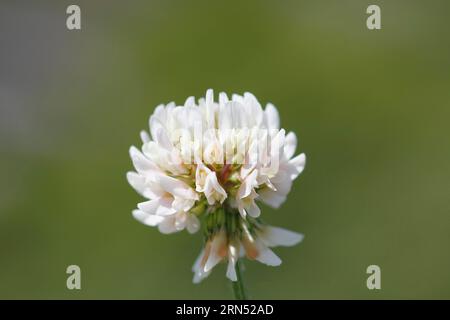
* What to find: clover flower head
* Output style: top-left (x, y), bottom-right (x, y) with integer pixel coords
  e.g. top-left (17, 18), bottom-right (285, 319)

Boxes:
top-left (127, 89), bottom-right (306, 283)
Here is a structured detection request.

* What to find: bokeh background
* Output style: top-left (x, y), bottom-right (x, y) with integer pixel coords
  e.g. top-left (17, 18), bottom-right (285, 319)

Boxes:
top-left (1, 0), bottom-right (449, 299)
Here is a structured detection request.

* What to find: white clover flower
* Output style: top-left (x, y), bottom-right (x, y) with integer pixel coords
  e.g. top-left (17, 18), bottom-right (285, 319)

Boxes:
top-left (127, 89), bottom-right (306, 284)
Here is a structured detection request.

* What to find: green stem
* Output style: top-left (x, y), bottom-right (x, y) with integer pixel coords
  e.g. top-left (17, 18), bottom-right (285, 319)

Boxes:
top-left (231, 259), bottom-right (248, 300)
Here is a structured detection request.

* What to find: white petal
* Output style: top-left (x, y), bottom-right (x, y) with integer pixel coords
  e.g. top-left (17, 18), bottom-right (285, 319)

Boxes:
top-left (193, 271), bottom-right (211, 284)
top-left (246, 201), bottom-right (261, 218)
top-left (264, 103), bottom-right (280, 130)
top-left (205, 89), bottom-right (214, 106)
top-left (154, 126), bottom-right (173, 150)
top-left (284, 132), bottom-right (297, 160)
top-left (219, 92), bottom-right (229, 105)
top-left (270, 129), bottom-right (285, 162)
top-left (174, 212), bottom-right (187, 231)
top-left (132, 209), bottom-right (164, 227)
top-left (272, 177), bottom-right (292, 196)
top-left (192, 249), bottom-right (204, 272)
top-left (258, 189), bottom-right (286, 208)
top-left (204, 172), bottom-right (227, 204)
top-left (256, 246), bottom-right (282, 266)
top-left (238, 169), bottom-right (258, 199)
top-left (149, 117), bottom-right (173, 151)
top-left (129, 146), bottom-right (159, 174)
top-left (172, 197), bottom-right (195, 212)
top-left (149, 116), bottom-right (164, 143)
top-left (157, 175), bottom-right (198, 200)
top-left (238, 204), bottom-right (247, 219)
top-left (230, 101), bottom-right (245, 128)
top-left (126, 171), bottom-right (146, 196)
top-left (226, 259), bottom-right (237, 282)
top-left (137, 199), bottom-right (159, 214)
top-left (204, 255), bottom-right (221, 273)
top-left (140, 130), bottom-right (151, 144)
top-left (184, 96), bottom-right (195, 107)
top-left (150, 104), bottom-right (166, 127)
top-left (262, 226), bottom-right (304, 247)
top-left (226, 244), bottom-right (239, 282)
top-left (287, 153), bottom-right (306, 180)
top-left (186, 214), bottom-right (200, 234)
top-left (138, 197), bottom-right (176, 216)
top-left (244, 92), bottom-right (263, 126)
top-left (219, 102), bottom-right (232, 130)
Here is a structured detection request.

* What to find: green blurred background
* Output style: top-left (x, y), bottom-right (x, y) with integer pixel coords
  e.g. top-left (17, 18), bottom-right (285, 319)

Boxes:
top-left (1, 0), bottom-right (449, 299)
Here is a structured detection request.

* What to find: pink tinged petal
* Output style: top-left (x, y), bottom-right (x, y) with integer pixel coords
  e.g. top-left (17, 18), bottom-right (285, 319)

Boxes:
top-left (208, 172), bottom-right (225, 194)
top-left (195, 164), bottom-right (208, 192)
top-left (143, 179), bottom-right (167, 199)
top-left (204, 232), bottom-right (226, 273)
top-left (132, 209), bottom-right (164, 227)
top-left (262, 226), bottom-right (304, 247)
top-left (156, 196), bottom-right (177, 215)
top-left (192, 250), bottom-right (212, 284)
top-left (287, 153), bottom-right (306, 180)
top-left (157, 216), bottom-right (178, 234)
top-left (204, 253), bottom-right (221, 273)
top-left (264, 103), bottom-right (280, 130)
top-left (284, 132), bottom-right (297, 160)
top-left (204, 248), bottom-right (222, 273)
